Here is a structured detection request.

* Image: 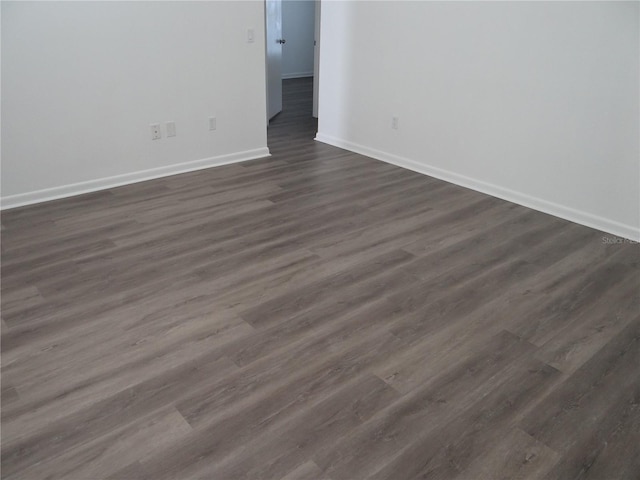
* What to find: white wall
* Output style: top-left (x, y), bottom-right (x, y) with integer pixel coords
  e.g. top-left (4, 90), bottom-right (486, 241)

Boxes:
top-left (1, 1), bottom-right (269, 208)
top-left (317, 1), bottom-right (640, 241)
top-left (282, 0), bottom-right (315, 79)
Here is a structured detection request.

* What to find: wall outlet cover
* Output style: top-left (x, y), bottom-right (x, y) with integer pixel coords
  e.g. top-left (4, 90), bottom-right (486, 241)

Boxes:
top-left (150, 123), bottom-right (161, 140)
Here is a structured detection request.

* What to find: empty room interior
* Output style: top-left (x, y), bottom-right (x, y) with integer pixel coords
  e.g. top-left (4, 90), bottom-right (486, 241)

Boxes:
top-left (2, 1), bottom-right (640, 479)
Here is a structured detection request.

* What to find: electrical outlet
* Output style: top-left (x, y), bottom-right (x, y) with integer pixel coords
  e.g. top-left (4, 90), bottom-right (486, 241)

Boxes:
top-left (150, 123), bottom-right (161, 140)
top-left (209, 117), bottom-right (217, 131)
top-left (166, 121), bottom-right (176, 137)
top-left (392, 116), bottom-right (399, 130)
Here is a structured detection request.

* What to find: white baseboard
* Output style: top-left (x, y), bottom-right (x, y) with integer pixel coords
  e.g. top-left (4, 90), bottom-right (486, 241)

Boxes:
top-left (315, 133), bottom-right (640, 242)
top-left (282, 72), bottom-right (313, 80)
top-left (1, 147), bottom-right (271, 210)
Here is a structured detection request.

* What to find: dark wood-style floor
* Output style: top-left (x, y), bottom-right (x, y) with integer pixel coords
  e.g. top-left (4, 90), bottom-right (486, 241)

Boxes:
top-left (2, 77), bottom-right (639, 480)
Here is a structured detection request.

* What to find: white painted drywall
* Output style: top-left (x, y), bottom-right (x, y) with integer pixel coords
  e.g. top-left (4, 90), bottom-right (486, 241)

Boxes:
top-left (1, 1), bottom-right (269, 208)
top-left (317, 1), bottom-right (640, 241)
top-left (282, 0), bottom-right (315, 79)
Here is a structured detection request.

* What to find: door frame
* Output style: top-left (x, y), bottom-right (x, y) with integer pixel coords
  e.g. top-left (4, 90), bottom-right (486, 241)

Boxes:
top-left (264, 0), bottom-right (283, 121)
top-left (312, 0), bottom-right (321, 118)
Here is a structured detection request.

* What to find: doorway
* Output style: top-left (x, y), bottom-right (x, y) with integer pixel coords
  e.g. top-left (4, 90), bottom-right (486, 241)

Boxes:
top-left (265, 0), bottom-right (319, 122)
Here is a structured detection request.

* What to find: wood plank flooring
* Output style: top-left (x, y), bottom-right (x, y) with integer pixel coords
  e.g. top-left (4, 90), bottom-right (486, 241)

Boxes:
top-left (2, 77), bottom-right (639, 479)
